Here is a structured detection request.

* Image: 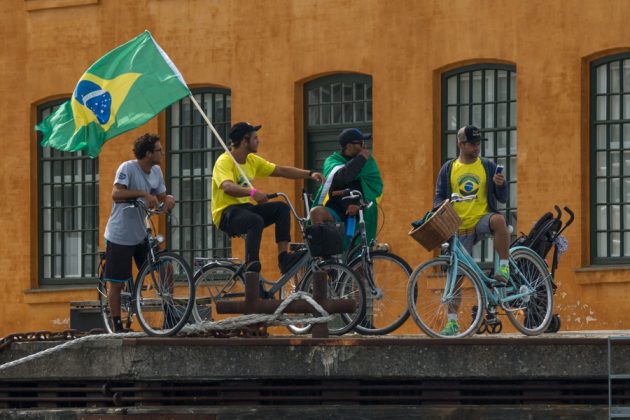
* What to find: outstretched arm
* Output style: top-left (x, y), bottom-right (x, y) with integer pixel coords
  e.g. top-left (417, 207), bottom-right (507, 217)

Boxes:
top-left (271, 166), bottom-right (324, 183)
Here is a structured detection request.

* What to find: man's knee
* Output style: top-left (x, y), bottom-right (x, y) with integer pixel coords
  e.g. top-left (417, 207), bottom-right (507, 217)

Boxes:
top-left (246, 213), bottom-right (265, 232)
top-left (489, 213), bottom-right (507, 232)
top-left (310, 206), bottom-right (333, 224)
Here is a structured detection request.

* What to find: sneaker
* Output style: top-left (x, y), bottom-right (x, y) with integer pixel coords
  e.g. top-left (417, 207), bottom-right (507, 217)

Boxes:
top-left (371, 242), bottom-right (390, 252)
top-left (440, 319), bottom-right (460, 336)
top-left (278, 250), bottom-right (306, 274)
top-left (493, 265), bottom-right (510, 285)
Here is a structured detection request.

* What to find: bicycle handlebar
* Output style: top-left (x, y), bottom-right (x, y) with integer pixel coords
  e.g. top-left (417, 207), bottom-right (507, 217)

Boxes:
top-left (449, 193), bottom-right (477, 203)
top-left (265, 192), bottom-right (304, 223)
top-left (332, 189), bottom-right (373, 209)
top-left (124, 199), bottom-right (167, 216)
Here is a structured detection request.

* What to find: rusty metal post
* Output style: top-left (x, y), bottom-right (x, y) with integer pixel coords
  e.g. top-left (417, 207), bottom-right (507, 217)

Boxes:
top-left (311, 270), bottom-right (328, 339)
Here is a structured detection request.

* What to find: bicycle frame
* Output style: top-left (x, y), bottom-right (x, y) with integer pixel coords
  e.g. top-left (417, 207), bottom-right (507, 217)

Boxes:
top-left (443, 235), bottom-right (542, 310)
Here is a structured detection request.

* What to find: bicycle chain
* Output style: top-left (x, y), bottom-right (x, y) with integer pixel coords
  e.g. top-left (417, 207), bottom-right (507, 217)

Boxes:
top-left (0, 329), bottom-right (109, 351)
top-left (0, 324), bottom-right (268, 349)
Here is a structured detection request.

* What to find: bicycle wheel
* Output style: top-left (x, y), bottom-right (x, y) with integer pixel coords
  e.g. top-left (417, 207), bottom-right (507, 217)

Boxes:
top-left (407, 257), bottom-right (485, 338)
top-left (504, 248), bottom-right (554, 335)
top-left (192, 263), bottom-right (244, 323)
top-left (97, 256), bottom-right (134, 333)
top-left (351, 251), bottom-right (412, 335)
top-left (296, 262), bottom-right (366, 336)
top-left (134, 252), bottom-right (195, 337)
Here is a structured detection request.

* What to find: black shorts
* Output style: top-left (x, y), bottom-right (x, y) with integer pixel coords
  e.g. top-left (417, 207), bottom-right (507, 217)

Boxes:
top-left (104, 240), bottom-right (150, 283)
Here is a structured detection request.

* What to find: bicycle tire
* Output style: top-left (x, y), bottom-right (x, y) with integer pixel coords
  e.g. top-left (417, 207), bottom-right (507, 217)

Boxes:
top-left (192, 263), bottom-right (244, 323)
top-left (407, 257), bottom-right (485, 338)
top-left (504, 247), bottom-right (554, 336)
top-left (295, 261), bottom-right (366, 336)
top-left (351, 251), bottom-right (413, 335)
top-left (97, 260), bottom-right (134, 333)
top-left (134, 252), bottom-right (195, 337)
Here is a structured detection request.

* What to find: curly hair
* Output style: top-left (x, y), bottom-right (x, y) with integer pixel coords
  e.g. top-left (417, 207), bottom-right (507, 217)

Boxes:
top-left (133, 133), bottom-right (161, 159)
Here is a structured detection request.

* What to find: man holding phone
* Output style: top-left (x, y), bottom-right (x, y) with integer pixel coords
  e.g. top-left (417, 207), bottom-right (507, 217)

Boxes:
top-left (434, 125), bottom-right (509, 335)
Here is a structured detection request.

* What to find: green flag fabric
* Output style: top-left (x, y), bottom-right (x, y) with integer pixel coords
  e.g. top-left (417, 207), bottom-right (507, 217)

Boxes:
top-left (313, 152), bottom-right (384, 245)
top-left (37, 31), bottom-right (190, 158)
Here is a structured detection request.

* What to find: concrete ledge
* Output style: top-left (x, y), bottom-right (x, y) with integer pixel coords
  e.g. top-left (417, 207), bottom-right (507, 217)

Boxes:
top-left (0, 405), bottom-right (609, 420)
top-left (1, 333), bottom-right (628, 381)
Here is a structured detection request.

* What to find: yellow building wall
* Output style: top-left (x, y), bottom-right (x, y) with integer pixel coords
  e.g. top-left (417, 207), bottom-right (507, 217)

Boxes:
top-left (0, 0), bottom-right (629, 336)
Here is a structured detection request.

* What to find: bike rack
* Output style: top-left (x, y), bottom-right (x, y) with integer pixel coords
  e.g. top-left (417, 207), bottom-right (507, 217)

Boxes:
top-left (216, 271), bottom-right (356, 338)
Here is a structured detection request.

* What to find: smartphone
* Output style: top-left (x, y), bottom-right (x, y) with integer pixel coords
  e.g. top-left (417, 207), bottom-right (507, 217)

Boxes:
top-left (495, 165), bottom-right (504, 175)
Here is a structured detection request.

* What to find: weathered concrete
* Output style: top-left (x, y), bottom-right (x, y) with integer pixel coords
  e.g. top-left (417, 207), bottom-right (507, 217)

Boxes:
top-left (1, 332), bottom-right (628, 381)
top-left (0, 405), bottom-right (609, 420)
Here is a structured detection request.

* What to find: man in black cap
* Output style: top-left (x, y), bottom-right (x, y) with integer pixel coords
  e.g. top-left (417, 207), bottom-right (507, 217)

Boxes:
top-left (211, 122), bottom-right (324, 274)
top-left (434, 125), bottom-right (509, 335)
top-left (310, 128), bottom-right (383, 247)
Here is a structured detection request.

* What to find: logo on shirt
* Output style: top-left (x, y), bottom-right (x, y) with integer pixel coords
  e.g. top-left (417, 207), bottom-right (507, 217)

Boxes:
top-left (118, 173), bottom-right (127, 181)
top-left (457, 174), bottom-right (480, 197)
top-left (237, 175), bottom-right (247, 187)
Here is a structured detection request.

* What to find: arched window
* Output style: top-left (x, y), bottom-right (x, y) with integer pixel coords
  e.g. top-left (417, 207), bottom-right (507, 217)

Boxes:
top-left (304, 74), bottom-right (372, 193)
top-left (442, 64), bottom-right (517, 263)
top-left (166, 88), bottom-right (231, 263)
top-left (38, 99), bottom-right (100, 285)
top-left (590, 54), bottom-right (630, 264)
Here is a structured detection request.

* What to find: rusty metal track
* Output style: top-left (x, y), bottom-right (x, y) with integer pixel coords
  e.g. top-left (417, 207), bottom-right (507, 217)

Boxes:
top-left (0, 379), bottom-right (628, 408)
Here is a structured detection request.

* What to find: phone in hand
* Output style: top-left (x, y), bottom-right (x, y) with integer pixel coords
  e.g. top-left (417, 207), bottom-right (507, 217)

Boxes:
top-left (495, 165), bottom-right (504, 175)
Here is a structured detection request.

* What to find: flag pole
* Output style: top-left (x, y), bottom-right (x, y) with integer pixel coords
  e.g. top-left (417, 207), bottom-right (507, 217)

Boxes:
top-left (188, 94), bottom-right (253, 189)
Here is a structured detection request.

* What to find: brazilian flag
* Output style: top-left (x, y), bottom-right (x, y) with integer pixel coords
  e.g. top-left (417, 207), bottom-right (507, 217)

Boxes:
top-left (37, 31), bottom-right (191, 158)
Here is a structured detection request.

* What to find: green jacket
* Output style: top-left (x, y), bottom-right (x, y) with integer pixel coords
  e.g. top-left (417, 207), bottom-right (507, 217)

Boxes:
top-left (313, 152), bottom-right (383, 246)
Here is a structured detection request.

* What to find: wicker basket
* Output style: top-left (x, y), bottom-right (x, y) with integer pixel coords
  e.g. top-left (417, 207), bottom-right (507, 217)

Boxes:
top-left (409, 199), bottom-right (462, 251)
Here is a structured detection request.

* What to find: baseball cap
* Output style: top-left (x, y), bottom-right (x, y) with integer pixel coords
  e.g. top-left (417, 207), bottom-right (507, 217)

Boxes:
top-left (229, 122), bottom-right (262, 142)
top-left (457, 125), bottom-right (487, 143)
top-left (338, 128), bottom-right (372, 147)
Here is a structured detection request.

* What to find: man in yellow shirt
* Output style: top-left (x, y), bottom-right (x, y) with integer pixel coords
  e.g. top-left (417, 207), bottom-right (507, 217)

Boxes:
top-left (212, 122), bottom-right (324, 274)
top-left (434, 125), bottom-right (509, 335)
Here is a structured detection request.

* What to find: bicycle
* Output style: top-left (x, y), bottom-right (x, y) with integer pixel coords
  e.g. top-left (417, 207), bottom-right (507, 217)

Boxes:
top-left (192, 192), bottom-right (366, 336)
top-left (97, 200), bottom-right (195, 337)
top-left (406, 194), bottom-right (554, 338)
top-left (335, 189), bottom-right (413, 335)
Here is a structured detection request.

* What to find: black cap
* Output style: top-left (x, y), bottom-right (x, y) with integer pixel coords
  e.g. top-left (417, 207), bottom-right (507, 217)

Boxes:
top-left (457, 125), bottom-right (487, 143)
top-left (338, 128), bottom-right (372, 148)
top-left (229, 122), bottom-right (262, 142)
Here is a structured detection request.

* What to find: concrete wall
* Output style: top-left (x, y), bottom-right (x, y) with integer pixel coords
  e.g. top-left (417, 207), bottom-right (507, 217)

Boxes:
top-left (0, 0), bottom-right (629, 335)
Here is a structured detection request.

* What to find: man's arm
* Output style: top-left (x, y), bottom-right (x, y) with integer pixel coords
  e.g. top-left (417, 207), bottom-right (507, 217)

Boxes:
top-left (488, 161), bottom-right (508, 203)
top-left (220, 180), bottom-right (269, 204)
top-left (330, 150), bottom-right (370, 190)
top-left (434, 164), bottom-right (449, 208)
top-left (112, 184), bottom-right (159, 209)
top-left (271, 166), bottom-right (324, 183)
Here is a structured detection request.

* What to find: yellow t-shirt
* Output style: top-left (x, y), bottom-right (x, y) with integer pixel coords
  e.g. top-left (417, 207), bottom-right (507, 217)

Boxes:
top-left (211, 152), bottom-right (276, 226)
top-left (450, 158), bottom-right (490, 232)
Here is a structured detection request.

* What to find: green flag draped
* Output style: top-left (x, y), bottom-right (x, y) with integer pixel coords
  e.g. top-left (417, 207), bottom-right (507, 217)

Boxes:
top-left (36, 31), bottom-right (191, 158)
top-left (313, 152), bottom-right (384, 245)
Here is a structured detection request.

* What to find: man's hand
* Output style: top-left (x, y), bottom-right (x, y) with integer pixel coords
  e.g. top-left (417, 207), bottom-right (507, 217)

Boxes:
top-left (310, 171), bottom-right (325, 184)
top-left (163, 194), bottom-right (176, 211)
top-left (252, 190), bottom-right (269, 204)
top-left (359, 148), bottom-right (371, 159)
top-left (493, 173), bottom-right (506, 187)
top-left (144, 193), bottom-right (160, 209)
top-left (346, 204), bottom-right (360, 216)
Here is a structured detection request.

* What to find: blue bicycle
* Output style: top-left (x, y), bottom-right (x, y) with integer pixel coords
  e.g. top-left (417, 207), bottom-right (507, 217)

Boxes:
top-left (406, 195), bottom-right (554, 338)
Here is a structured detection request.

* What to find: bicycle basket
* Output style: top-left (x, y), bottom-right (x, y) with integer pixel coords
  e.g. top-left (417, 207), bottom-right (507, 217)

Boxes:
top-left (409, 199), bottom-right (462, 251)
top-left (304, 222), bottom-right (344, 257)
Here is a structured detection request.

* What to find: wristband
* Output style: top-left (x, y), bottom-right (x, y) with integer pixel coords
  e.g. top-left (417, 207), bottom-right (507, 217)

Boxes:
top-left (249, 187), bottom-right (257, 198)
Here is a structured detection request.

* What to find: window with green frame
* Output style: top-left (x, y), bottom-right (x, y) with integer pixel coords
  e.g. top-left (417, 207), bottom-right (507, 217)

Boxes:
top-left (442, 64), bottom-right (517, 264)
top-left (590, 54), bottom-right (630, 264)
top-left (38, 100), bottom-right (100, 285)
top-left (166, 88), bottom-right (231, 264)
top-left (304, 74), bottom-right (372, 194)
